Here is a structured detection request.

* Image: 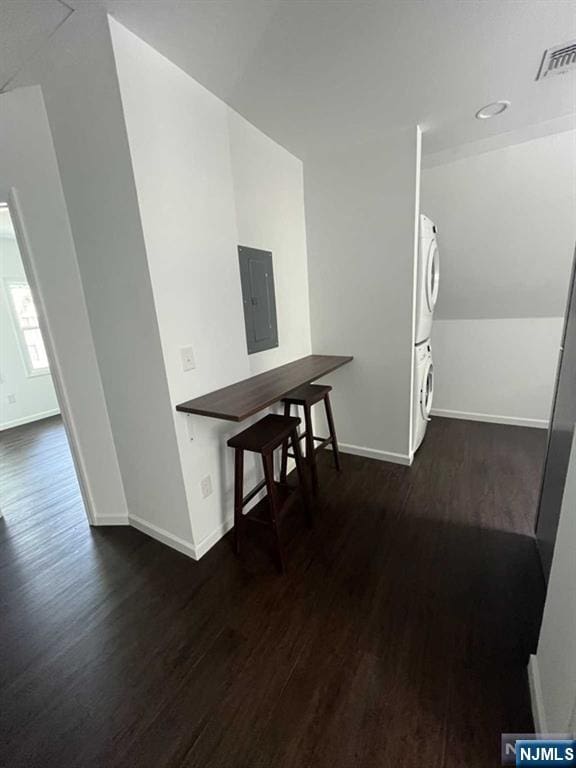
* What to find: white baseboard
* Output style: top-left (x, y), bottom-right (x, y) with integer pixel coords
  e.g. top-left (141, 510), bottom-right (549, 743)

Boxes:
top-left (91, 514), bottom-right (129, 526)
top-left (431, 408), bottom-right (549, 430)
top-left (528, 654), bottom-right (548, 733)
top-left (194, 517), bottom-right (235, 560)
top-left (338, 442), bottom-right (413, 466)
top-left (0, 407), bottom-right (61, 431)
top-left (129, 514), bottom-right (235, 561)
top-left (129, 514), bottom-right (197, 560)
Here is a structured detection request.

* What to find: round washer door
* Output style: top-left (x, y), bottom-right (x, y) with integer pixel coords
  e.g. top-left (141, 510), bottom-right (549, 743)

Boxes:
top-left (420, 360), bottom-right (434, 422)
top-left (425, 240), bottom-right (440, 312)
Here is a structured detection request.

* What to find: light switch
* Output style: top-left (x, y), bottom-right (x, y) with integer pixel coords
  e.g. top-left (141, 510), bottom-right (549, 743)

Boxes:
top-left (180, 346), bottom-right (196, 372)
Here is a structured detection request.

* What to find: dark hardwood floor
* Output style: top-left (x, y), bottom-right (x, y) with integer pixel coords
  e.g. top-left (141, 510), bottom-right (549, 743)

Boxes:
top-left (0, 415), bottom-right (546, 767)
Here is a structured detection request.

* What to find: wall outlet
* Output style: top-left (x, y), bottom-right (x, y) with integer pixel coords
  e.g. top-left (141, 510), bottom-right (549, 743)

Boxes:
top-left (7, 394), bottom-right (16, 404)
top-left (200, 475), bottom-right (213, 499)
top-left (180, 346), bottom-right (196, 372)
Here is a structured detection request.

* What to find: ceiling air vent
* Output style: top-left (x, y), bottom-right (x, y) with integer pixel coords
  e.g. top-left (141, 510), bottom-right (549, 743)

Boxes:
top-left (536, 40), bottom-right (576, 80)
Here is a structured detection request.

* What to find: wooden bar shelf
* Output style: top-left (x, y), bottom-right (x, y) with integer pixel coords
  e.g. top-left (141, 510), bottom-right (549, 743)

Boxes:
top-left (175, 354), bottom-right (353, 422)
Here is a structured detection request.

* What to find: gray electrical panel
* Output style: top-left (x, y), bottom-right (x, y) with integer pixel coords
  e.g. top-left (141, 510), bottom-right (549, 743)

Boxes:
top-left (238, 246), bottom-right (279, 355)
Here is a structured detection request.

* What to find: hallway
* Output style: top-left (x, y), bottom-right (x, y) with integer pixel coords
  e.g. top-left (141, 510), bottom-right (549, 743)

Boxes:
top-left (0, 416), bottom-right (546, 767)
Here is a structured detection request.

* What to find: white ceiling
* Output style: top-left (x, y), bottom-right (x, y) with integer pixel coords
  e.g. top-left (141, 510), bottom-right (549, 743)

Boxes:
top-left (3, 0), bottom-right (576, 158)
top-left (0, 0), bottom-right (71, 91)
top-left (102, 0), bottom-right (576, 158)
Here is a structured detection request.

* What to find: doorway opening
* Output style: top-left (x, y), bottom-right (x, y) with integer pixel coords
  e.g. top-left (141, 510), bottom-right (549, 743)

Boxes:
top-left (0, 203), bottom-right (88, 533)
top-left (420, 128), bottom-right (576, 562)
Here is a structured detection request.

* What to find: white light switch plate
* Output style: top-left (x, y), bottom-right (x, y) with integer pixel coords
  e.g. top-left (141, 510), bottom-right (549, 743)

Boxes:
top-left (180, 346), bottom-right (196, 372)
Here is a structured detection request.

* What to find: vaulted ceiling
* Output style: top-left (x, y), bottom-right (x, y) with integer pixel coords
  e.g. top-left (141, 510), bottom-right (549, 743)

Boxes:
top-left (2, 0), bottom-right (576, 158)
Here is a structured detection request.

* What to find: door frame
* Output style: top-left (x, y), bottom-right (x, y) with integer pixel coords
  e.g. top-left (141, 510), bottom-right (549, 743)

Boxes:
top-left (534, 244), bottom-right (576, 572)
top-left (4, 187), bottom-right (96, 525)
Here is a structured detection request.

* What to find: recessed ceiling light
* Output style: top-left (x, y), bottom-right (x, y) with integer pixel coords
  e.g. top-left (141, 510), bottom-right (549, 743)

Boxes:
top-left (475, 101), bottom-right (511, 120)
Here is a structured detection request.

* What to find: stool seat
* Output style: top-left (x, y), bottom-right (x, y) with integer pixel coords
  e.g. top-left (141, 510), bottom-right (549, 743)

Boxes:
top-left (228, 414), bottom-right (301, 453)
top-left (282, 383), bottom-right (332, 406)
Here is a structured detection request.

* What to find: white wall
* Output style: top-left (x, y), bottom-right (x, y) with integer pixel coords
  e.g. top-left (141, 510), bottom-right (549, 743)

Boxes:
top-left (431, 318), bottom-right (563, 428)
top-left (0, 86), bottom-right (128, 524)
top-left (228, 109), bottom-right (312, 376)
top-left (109, 18), bottom-right (311, 555)
top-left (13, 7), bottom-right (193, 542)
top-left (305, 129), bottom-right (421, 464)
top-left (530, 427), bottom-right (576, 733)
top-left (422, 129), bottom-right (576, 428)
top-left (0, 222), bottom-right (60, 430)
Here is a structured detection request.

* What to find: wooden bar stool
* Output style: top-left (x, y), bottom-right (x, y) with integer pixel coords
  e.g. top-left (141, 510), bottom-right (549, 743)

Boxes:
top-left (280, 384), bottom-right (341, 492)
top-left (227, 414), bottom-right (312, 573)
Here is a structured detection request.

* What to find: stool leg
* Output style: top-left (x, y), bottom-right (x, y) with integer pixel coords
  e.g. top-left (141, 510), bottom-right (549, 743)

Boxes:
top-left (292, 428), bottom-right (313, 528)
top-left (233, 448), bottom-right (244, 555)
top-left (262, 451), bottom-right (285, 574)
top-left (280, 401), bottom-right (291, 484)
top-left (304, 403), bottom-right (319, 492)
top-left (324, 393), bottom-right (341, 473)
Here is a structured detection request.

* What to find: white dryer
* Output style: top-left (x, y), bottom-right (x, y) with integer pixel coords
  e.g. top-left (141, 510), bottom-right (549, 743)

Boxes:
top-left (415, 214), bottom-right (440, 344)
top-left (412, 340), bottom-right (434, 453)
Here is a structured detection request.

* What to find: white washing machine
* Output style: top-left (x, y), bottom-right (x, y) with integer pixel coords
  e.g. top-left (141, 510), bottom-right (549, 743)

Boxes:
top-left (415, 214), bottom-right (440, 344)
top-left (412, 340), bottom-right (434, 453)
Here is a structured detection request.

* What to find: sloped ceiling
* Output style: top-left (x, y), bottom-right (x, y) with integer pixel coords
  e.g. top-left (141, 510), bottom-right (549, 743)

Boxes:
top-left (101, 0), bottom-right (576, 158)
top-left (422, 129), bottom-right (576, 319)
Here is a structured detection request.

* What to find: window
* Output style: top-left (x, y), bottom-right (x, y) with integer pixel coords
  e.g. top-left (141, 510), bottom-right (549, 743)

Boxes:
top-left (5, 280), bottom-right (50, 375)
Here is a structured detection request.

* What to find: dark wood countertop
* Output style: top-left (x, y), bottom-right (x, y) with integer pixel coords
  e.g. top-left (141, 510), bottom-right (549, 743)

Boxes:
top-left (175, 354), bottom-right (353, 422)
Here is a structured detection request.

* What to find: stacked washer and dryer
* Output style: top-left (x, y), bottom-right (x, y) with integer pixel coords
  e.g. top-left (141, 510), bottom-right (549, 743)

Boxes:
top-left (412, 214), bottom-right (440, 454)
